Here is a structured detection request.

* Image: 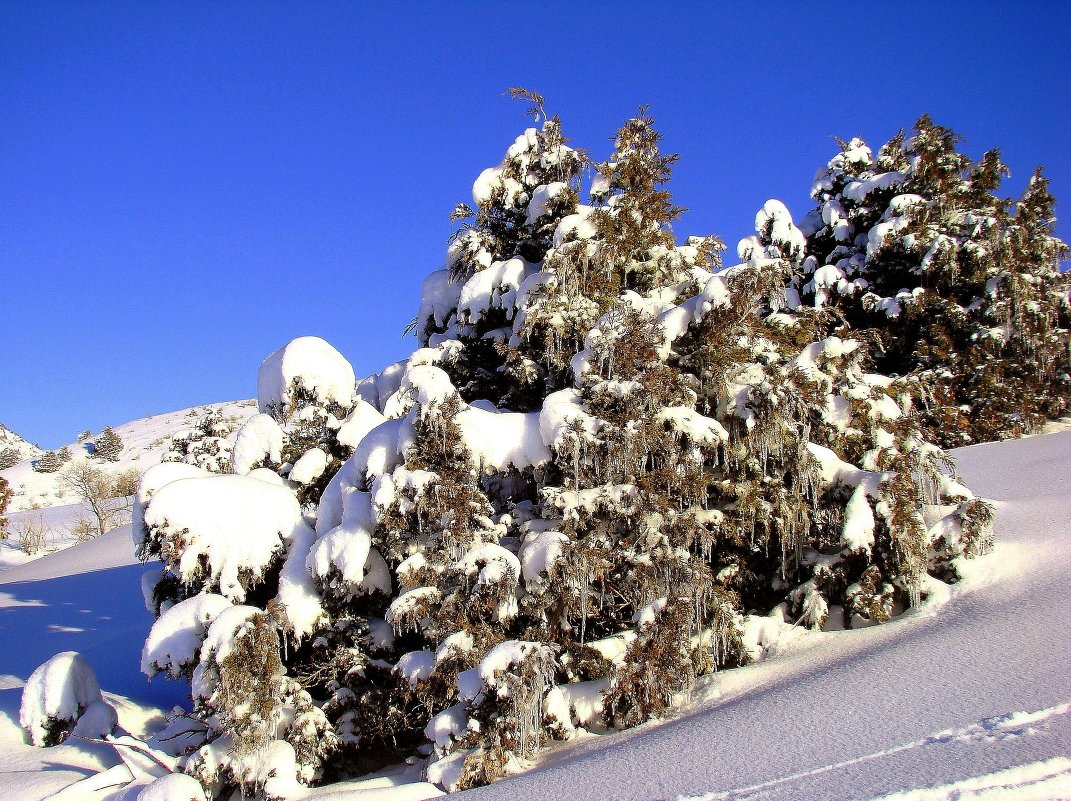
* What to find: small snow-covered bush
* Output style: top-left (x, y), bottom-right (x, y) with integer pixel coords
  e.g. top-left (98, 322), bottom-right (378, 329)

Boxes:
top-left (20, 651), bottom-right (115, 746)
top-left (162, 410), bottom-right (237, 474)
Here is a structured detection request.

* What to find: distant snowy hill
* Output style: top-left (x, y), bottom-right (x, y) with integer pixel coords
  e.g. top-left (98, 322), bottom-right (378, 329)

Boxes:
top-left (0, 400), bottom-right (256, 514)
top-left (0, 401), bottom-right (256, 574)
top-left (0, 430), bottom-right (1068, 800)
top-left (0, 423), bottom-right (42, 465)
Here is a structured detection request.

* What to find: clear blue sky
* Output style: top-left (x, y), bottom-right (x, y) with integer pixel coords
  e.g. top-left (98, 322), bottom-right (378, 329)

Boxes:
top-left (3, 1), bottom-right (1069, 448)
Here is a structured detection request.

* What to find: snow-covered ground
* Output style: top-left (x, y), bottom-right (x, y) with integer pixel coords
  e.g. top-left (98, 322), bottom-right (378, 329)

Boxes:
top-left (0, 430), bottom-right (1068, 800)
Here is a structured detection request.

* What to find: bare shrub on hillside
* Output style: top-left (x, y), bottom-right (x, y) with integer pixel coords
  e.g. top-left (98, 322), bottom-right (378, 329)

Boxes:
top-left (58, 463), bottom-right (136, 539)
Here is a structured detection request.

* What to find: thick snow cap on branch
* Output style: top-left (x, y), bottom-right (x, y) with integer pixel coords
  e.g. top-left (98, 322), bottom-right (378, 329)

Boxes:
top-left (257, 336), bottom-right (356, 417)
top-left (417, 269), bottom-right (463, 342)
top-left (457, 257), bottom-right (536, 325)
top-left (230, 413), bottom-right (284, 475)
top-left (275, 518), bottom-right (326, 639)
top-left (142, 594), bottom-right (232, 678)
top-left (143, 474), bottom-right (310, 601)
top-left (133, 461), bottom-right (210, 556)
top-left (526, 181), bottom-right (569, 224)
top-left (309, 485), bottom-right (391, 597)
top-left (658, 273), bottom-right (732, 349)
top-left (191, 605), bottom-right (262, 704)
top-left (289, 447), bottom-right (328, 485)
top-left (539, 389), bottom-right (597, 451)
top-left (739, 200), bottom-right (807, 261)
top-left (337, 400), bottom-right (386, 450)
top-left (455, 406), bottom-right (550, 472)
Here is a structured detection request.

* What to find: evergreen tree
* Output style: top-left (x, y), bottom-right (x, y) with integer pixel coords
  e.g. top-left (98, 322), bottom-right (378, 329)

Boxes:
top-left (514, 108), bottom-right (722, 392)
top-left (32, 447), bottom-right (70, 474)
top-left (414, 94), bottom-right (585, 409)
top-left (93, 426), bottom-right (123, 461)
top-left (0, 447), bottom-right (19, 470)
top-left (764, 116), bottom-right (1070, 446)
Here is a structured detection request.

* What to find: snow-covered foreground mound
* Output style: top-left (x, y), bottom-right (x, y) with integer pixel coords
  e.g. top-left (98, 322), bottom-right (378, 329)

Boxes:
top-left (0, 431), bottom-right (1068, 800)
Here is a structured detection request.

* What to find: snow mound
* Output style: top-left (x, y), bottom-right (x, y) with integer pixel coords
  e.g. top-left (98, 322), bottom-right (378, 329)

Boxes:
top-left (136, 773), bottom-right (208, 801)
top-left (19, 651), bottom-right (113, 746)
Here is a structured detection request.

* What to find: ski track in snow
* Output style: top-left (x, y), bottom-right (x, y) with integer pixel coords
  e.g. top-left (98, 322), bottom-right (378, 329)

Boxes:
top-left (680, 701), bottom-right (1071, 800)
top-left (864, 757), bottom-right (1071, 801)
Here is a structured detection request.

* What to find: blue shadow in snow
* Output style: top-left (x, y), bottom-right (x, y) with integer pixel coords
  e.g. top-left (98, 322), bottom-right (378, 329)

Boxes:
top-left (0, 562), bottom-right (189, 711)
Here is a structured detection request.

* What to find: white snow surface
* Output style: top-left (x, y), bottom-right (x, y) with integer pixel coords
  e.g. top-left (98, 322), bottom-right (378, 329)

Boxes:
top-left (1, 429), bottom-right (1070, 799)
top-left (141, 474), bottom-right (309, 601)
top-left (256, 336), bottom-right (356, 416)
top-left (135, 773), bottom-right (208, 801)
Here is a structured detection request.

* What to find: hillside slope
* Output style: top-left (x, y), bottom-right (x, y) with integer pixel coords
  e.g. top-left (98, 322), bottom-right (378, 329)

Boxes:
top-left (0, 401), bottom-right (256, 573)
top-left (0, 431), bottom-right (1067, 800)
top-left (0, 423), bottom-right (41, 465)
top-left (0, 400), bottom-right (255, 514)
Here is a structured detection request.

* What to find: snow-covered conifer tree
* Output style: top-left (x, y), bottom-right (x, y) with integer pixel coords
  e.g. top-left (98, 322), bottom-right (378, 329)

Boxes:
top-left (513, 108), bottom-right (722, 392)
top-left (32, 447), bottom-right (70, 473)
top-left (93, 426), bottom-right (123, 461)
top-left (0, 476), bottom-right (10, 536)
top-left (0, 447), bottom-right (18, 470)
top-left (414, 92), bottom-right (585, 408)
top-left (163, 409), bottom-right (237, 473)
top-left (134, 337), bottom-right (359, 795)
top-left (759, 116), bottom-right (1070, 446)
